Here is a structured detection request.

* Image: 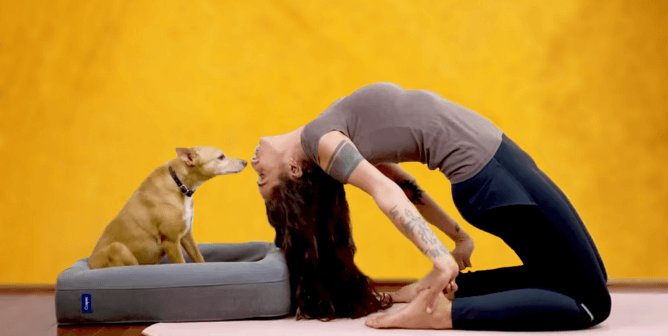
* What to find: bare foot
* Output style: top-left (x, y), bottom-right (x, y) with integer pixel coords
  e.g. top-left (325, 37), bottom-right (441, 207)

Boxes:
top-left (388, 281), bottom-right (457, 303)
top-left (388, 282), bottom-right (419, 303)
top-left (366, 289), bottom-right (453, 329)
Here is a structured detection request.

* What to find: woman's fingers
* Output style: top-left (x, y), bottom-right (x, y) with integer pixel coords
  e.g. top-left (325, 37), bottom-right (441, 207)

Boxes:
top-left (418, 258), bottom-right (459, 313)
top-left (427, 272), bottom-right (449, 313)
top-left (456, 257), bottom-right (465, 270)
top-left (426, 281), bottom-right (447, 313)
top-left (450, 280), bottom-right (458, 293)
top-left (454, 252), bottom-right (471, 270)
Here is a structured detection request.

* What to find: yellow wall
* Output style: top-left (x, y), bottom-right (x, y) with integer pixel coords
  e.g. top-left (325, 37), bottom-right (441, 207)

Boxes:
top-left (1, 1), bottom-right (666, 284)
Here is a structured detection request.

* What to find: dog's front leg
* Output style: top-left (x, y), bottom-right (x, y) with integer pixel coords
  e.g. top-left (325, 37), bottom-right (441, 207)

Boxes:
top-left (181, 229), bottom-right (205, 263)
top-left (162, 238), bottom-right (186, 264)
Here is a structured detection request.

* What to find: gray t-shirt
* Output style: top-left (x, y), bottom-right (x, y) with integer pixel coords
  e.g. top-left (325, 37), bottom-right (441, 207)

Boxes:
top-left (301, 82), bottom-right (503, 184)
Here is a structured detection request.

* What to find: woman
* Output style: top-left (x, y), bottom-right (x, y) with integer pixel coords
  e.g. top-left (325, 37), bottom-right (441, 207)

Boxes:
top-left (251, 82), bottom-right (610, 330)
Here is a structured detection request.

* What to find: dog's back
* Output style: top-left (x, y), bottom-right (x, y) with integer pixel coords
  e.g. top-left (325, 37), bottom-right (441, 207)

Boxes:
top-left (88, 146), bottom-right (247, 269)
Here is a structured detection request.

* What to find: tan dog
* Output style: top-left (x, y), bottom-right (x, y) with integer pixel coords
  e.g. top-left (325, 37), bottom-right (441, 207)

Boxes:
top-left (88, 146), bottom-right (247, 269)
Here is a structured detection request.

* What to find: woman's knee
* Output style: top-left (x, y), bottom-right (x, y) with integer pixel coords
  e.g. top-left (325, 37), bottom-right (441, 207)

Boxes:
top-left (592, 290), bottom-right (611, 325)
top-left (581, 285), bottom-right (611, 326)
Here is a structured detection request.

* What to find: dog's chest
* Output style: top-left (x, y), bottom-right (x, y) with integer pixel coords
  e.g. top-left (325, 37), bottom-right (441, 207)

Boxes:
top-left (182, 197), bottom-right (194, 232)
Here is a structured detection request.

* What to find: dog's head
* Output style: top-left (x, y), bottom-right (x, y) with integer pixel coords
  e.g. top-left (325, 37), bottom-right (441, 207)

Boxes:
top-left (176, 146), bottom-right (247, 179)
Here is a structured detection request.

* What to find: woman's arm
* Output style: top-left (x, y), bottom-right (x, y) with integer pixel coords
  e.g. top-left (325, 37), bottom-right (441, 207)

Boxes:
top-left (317, 132), bottom-right (450, 262)
top-left (375, 163), bottom-right (474, 269)
top-left (317, 131), bottom-right (459, 311)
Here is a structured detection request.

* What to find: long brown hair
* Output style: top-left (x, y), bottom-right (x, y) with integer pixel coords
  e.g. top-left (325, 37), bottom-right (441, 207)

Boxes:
top-left (265, 161), bottom-right (392, 320)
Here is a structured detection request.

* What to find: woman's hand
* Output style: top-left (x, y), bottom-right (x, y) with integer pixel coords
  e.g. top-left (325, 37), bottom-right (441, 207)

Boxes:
top-left (415, 254), bottom-right (460, 313)
top-left (451, 234), bottom-right (474, 270)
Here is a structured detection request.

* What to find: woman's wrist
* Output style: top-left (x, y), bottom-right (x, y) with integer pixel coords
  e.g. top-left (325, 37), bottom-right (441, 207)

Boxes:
top-left (421, 242), bottom-right (450, 261)
top-left (455, 231), bottom-right (472, 243)
top-left (432, 253), bottom-right (457, 271)
top-left (448, 224), bottom-right (471, 243)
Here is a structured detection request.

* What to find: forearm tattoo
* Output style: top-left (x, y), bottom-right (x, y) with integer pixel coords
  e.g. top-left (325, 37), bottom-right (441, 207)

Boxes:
top-left (389, 205), bottom-right (450, 258)
top-left (326, 140), bottom-right (363, 184)
top-left (398, 179), bottom-right (460, 234)
top-left (405, 209), bottom-right (440, 245)
top-left (397, 179), bottom-right (425, 205)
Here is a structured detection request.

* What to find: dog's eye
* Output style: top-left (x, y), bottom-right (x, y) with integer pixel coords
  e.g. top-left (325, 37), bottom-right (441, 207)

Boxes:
top-left (218, 154), bottom-right (225, 160)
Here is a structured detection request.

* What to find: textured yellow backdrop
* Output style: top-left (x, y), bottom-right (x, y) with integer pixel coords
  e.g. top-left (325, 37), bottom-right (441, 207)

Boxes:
top-left (1, 1), bottom-right (666, 284)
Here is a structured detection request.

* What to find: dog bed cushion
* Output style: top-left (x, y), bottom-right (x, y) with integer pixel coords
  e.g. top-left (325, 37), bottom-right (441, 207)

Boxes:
top-left (55, 242), bottom-right (291, 325)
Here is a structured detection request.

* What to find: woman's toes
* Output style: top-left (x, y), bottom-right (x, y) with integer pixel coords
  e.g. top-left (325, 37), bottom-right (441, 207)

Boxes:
top-left (366, 309), bottom-right (410, 329)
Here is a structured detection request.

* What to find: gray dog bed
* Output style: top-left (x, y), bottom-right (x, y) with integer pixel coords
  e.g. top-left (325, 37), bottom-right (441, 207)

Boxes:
top-left (55, 242), bottom-right (291, 325)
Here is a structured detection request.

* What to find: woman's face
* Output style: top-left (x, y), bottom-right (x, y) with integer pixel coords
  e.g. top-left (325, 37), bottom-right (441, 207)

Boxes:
top-left (251, 136), bottom-right (285, 200)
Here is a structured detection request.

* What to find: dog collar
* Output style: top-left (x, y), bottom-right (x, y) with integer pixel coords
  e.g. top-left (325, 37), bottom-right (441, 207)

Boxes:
top-left (169, 166), bottom-right (195, 197)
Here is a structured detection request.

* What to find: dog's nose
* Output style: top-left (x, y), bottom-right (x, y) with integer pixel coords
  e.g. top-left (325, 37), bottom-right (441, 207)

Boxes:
top-left (241, 160), bottom-right (247, 166)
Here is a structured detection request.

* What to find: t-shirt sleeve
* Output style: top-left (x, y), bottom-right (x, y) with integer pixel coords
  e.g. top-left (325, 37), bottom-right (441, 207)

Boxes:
top-left (300, 98), bottom-right (349, 165)
top-left (300, 82), bottom-right (406, 165)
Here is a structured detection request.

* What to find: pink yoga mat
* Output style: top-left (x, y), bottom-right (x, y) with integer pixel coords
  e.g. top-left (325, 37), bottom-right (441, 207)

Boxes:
top-left (142, 293), bottom-right (668, 336)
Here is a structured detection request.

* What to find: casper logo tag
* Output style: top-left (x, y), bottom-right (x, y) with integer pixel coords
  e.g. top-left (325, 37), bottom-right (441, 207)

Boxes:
top-left (81, 293), bottom-right (93, 314)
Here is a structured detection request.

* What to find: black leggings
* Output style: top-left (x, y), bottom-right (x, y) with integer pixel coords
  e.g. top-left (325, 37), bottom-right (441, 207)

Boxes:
top-left (449, 135), bottom-right (611, 331)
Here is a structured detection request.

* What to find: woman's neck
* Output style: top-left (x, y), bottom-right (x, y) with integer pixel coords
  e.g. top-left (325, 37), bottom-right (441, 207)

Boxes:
top-left (285, 126), bottom-right (308, 163)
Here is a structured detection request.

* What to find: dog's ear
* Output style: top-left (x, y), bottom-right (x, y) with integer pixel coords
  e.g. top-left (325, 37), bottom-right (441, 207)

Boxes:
top-left (176, 148), bottom-right (198, 167)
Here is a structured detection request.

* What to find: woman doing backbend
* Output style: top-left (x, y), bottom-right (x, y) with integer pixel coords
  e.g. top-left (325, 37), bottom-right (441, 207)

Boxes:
top-left (251, 82), bottom-right (610, 331)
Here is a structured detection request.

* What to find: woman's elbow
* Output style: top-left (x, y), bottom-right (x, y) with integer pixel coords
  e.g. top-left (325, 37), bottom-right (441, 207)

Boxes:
top-left (370, 182), bottom-right (407, 214)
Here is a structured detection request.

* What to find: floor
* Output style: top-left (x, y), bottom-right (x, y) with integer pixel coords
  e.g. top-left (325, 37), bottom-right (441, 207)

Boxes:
top-left (2, 283), bottom-right (666, 336)
top-left (1, 289), bottom-right (148, 336)
top-left (1, 283), bottom-right (406, 336)
top-left (144, 292), bottom-right (668, 336)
